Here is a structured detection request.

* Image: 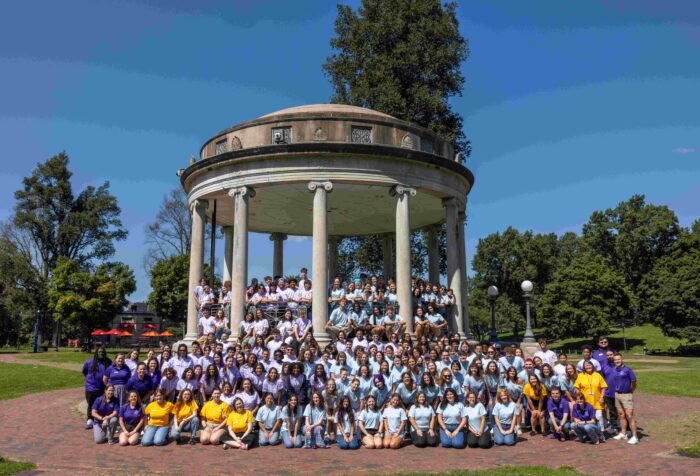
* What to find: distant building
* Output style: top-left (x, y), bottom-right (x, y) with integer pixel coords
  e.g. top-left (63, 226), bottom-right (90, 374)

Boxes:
top-left (109, 302), bottom-right (163, 346)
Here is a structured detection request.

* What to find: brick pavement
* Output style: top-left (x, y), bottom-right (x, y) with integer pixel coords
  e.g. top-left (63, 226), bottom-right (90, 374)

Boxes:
top-left (1, 387), bottom-right (699, 476)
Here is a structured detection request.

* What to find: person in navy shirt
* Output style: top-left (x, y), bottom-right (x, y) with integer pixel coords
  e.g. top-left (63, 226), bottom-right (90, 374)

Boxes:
top-left (610, 354), bottom-right (639, 445)
top-left (571, 394), bottom-right (600, 444)
top-left (82, 347), bottom-right (112, 429)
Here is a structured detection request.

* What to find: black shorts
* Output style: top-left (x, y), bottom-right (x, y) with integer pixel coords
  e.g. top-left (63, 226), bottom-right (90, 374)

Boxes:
top-left (366, 428), bottom-right (379, 436)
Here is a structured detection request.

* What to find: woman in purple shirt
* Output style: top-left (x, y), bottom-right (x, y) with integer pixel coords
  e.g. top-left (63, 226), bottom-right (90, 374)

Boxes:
top-left (146, 358), bottom-right (162, 391)
top-left (571, 394), bottom-right (600, 444)
top-left (285, 363), bottom-right (308, 406)
top-left (262, 367), bottom-right (285, 407)
top-left (91, 384), bottom-right (119, 444)
top-left (126, 363), bottom-right (153, 402)
top-left (82, 347), bottom-right (112, 429)
top-left (103, 353), bottom-right (131, 406)
top-left (118, 391), bottom-right (145, 446)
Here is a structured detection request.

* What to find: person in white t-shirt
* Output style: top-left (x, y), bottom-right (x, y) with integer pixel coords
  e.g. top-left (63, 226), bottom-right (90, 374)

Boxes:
top-left (533, 338), bottom-right (557, 366)
top-left (198, 307), bottom-right (216, 339)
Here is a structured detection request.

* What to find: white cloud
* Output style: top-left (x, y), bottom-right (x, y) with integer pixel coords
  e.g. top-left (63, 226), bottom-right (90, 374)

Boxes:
top-left (672, 147), bottom-right (696, 154)
top-left (288, 235), bottom-right (308, 243)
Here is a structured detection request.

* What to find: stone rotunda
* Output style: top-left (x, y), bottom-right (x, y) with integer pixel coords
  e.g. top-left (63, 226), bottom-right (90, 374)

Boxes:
top-left (178, 104), bottom-right (475, 345)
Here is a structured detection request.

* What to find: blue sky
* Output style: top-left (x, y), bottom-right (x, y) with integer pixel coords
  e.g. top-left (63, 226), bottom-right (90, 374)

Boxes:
top-left (1, 0), bottom-right (699, 300)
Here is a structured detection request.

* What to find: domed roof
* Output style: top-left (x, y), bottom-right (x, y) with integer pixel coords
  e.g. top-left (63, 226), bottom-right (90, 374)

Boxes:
top-left (259, 104), bottom-right (397, 120)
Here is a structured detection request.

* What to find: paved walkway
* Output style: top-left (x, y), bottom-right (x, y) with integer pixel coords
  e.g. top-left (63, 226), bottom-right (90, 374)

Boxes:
top-left (1, 357), bottom-right (698, 475)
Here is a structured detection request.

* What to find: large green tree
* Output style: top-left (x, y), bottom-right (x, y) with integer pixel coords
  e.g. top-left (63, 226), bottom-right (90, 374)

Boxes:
top-left (638, 224), bottom-right (700, 342)
top-left (11, 152), bottom-right (128, 344)
top-left (323, 0), bottom-right (470, 155)
top-left (48, 257), bottom-right (135, 340)
top-left (148, 254), bottom-right (190, 324)
top-left (582, 195), bottom-right (681, 322)
top-left (539, 255), bottom-right (633, 339)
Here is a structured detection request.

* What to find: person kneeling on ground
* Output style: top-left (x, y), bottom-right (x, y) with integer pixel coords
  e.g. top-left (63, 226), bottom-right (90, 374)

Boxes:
top-left (222, 397), bottom-right (256, 450)
top-left (171, 389), bottom-right (200, 445)
top-left (465, 391), bottom-right (492, 448)
top-left (492, 389), bottom-right (518, 446)
top-left (118, 391), bottom-right (145, 446)
top-left (335, 396), bottom-right (360, 449)
top-left (142, 389), bottom-right (174, 446)
top-left (571, 394), bottom-right (601, 445)
top-left (92, 384), bottom-right (119, 444)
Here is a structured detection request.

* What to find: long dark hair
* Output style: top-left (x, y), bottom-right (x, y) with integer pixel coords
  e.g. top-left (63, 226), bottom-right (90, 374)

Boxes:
top-left (205, 364), bottom-right (220, 386)
top-left (90, 346), bottom-right (109, 376)
top-left (336, 395), bottom-right (355, 428)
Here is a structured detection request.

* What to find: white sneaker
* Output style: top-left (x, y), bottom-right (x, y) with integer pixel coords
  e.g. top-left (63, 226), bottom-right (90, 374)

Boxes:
top-left (628, 436), bottom-right (639, 445)
top-left (613, 433), bottom-right (628, 440)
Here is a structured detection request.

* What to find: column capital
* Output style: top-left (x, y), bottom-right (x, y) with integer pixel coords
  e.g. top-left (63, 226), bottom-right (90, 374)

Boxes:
top-left (189, 199), bottom-right (208, 213)
top-left (389, 184), bottom-right (417, 198)
top-left (228, 185), bottom-right (256, 199)
top-left (308, 181), bottom-right (333, 193)
top-left (458, 211), bottom-right (467, 221)
top-left (269, 233), bottom-right (288, 242)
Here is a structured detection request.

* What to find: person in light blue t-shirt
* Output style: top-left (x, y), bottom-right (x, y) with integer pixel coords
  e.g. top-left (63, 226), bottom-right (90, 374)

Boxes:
top-left (256, 393), bottom-right (282, 446)
top-left (359, 395), bottom-right (383, 449)
top-left (436, 388), bottom-right (467, 449)
top-left (382, 394), bottom-right (408, 449)
top-left (408, 391), bottom-right (438, 447)
top-left (303, 392), bottom-right (327, 448)
top-left (334, 396), bottom-right (359, 450)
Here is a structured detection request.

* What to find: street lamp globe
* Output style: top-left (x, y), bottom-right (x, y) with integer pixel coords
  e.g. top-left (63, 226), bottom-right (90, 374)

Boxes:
top-left (487, 285), bottom-right (499, 298)
top-left (521, 280), bottom-right (533, 293)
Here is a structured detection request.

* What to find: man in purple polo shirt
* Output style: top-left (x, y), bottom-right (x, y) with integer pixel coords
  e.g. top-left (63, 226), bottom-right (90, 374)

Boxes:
top-left (611, 354), bottom-right (639, 445)
top-left (600, 350), bottom-right (619, 435)
top-left (592, 336), bottom-right (612, 368)
top-left (546, 387), bottom-right (570, 441)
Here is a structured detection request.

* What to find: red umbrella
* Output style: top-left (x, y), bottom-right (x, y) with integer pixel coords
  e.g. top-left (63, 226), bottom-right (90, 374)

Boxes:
top-left (105, 329), bottom-right (122, 335)
top-left (91, 329), bottom-right (107, 336)
top-left (120, 330), bottom-right (133, 337)
top-left (159, 331), bottom-right (174, 337)
top-left (142, 330), bottom-right (159, 337)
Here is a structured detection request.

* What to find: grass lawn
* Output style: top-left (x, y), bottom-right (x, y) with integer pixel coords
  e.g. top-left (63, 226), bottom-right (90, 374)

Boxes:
top-left (550, 324), bottom-right (688, 354)
top-left (0, 362), bottom-right (83, 400)
top-left (0, 456), bottom-right (36, 476)
top-left (623, 356), bottom-right (700, 398)
top-left (14, 348), bottom-right (133, 365)
top-left (392, 466), bottom-right (587, 476)
top-left (677, 441), bottom-right (700, 456)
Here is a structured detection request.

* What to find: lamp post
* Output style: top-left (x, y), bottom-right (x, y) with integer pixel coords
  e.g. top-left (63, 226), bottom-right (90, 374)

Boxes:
top-left (33, 309), bottom-right (40, 353)
top-left (487, 285), bottom-right (499, 343)
top-left (521, 280), bottom-right (535, 343)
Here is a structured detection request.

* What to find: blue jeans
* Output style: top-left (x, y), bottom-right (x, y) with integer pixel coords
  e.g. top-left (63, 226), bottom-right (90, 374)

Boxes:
top-left (171, 417), bottom-right (200, 440)
top-left (493, 425), bottom-right (516, 446)
top-left (282, 428), bottom-right (303, 448)
top-left (142, 425), bottom-right (169, 446)
top-left (337, 434), bottom-right (359, 449)
top-left (439, 423), bottom-right (465, 448)
top-left (550, 417), bottom-right (571, 437)
top-left (304, 424), bottom-right (325, 447)
top-left (259, 428), bottom-right (281, 446)
top-left (93, 417), bottom-right (117, 443)
top-left (572, 422), bottom-right (598, 443)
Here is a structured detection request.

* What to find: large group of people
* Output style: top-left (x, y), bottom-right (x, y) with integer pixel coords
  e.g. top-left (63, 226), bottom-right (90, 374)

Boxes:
top-left (83, 271), bottom-right (640, 450)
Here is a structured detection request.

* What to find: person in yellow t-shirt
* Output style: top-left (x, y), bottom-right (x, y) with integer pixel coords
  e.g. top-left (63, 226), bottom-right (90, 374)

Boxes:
top-left (200, 389), bottom-right (230, 445)
top-left (522, 374), bottom-right (548, 436)
top-left (222, 397), bottom-right (256, 450)
top-left (171, 389), bottom-right (200, 445)
top-left (142, 389), bottom-right (174, 446)
top-left (574, 360), bottom-right (608, 441)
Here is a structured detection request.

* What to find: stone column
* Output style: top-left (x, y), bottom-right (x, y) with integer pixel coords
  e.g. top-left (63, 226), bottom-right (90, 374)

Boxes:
top-left (308, 181), bottom-right (333, 344)
top-left (443, 197), bottom-right (464, 336)
top-left (458, 211), bottom-right (471, 338)
top-left (222, 226), bottom-right (233, 284)
top-left (391, 185), bottom-right (416, 333)
top-left (426, 225), bottom-right (440, 284)
top-left (328, 236), bottom-right (339, 282)
top-left (269, 233), bottom-right (287, 278)
top-left (382, 234), bottom-right (394, 280)
top-left (229, 186), bottom-right (255, 337)
top-left (182, 199), bottom-right (207, 345)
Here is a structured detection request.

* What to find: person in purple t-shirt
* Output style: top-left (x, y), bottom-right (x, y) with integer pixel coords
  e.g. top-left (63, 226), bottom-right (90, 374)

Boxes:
top-left (610, 354), bottom-right (639, 445)
top-left (82, 347), bottom-right (112, 430)
top-left (546, 387), bottom-right (570, 441)
top-left (592, 336), bottom-right (612, 368)
top-left (571, 394), bottom-right (600, 444)
top-left (600, 350), bottom-right (619, 434)
top-left (118, 391), bottom-right (145, 446)
top-left (91, 384), bottom-right (119, 444)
